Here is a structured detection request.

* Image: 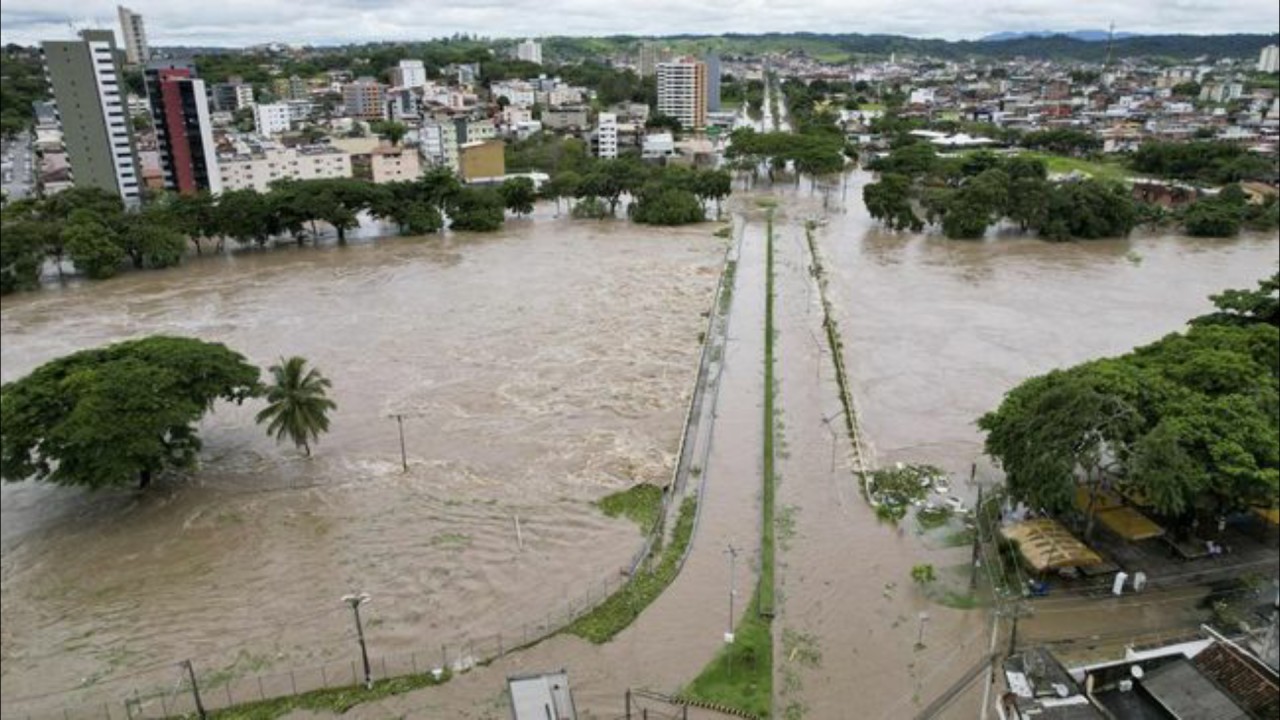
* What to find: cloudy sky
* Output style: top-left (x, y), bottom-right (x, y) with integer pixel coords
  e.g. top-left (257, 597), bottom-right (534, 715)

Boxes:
top-left (2, 0), bottom-right (1277, 47)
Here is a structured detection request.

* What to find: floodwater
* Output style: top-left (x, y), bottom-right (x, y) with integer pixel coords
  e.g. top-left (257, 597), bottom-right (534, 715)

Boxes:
top-left (820, 170), bottom-right (1280, 490)
top-left (0, 210), bottom-right (723, 714)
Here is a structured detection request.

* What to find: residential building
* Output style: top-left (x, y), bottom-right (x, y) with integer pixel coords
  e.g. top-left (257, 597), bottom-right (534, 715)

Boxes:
top-left (704, 53), bottom-right (721, 112)
top-left (116, 5), bottom-right (148, 65)
top-left (368, 144), bottom-right (421, 183)
top-left (386, 87), bottom-right (421, 121)
top-left (638, 42), bottom-right (671, 78)
top-left (218, 143), bottom-right (352, 192)
top-left (459, 139), bottom-right (505, 182)
top-left (657, 58), bottom-right (708, 131)
top-left (213, 79), bottom-right (255, 112)
top-left (145, 61), bottom-right (222, 194)
top-left (419, 116), bottom-right (495, 171)
top-left (392, 60), bottom-right (427, 89)
top-left (642, 132), bottom-right (675, 159)
top-left (542, 106), bottom-right (589, 130)
top-left (41, 30), bottom-right (142, 206)
top-left (1260, 45), bottom-right (1280, 74)
top-left (516, 39), bottom-right (542, 65)
top-left (254, 102), bottom-right (292, 135)
top-left (271, 75), bottom-right (309, 101)
top-left (343, 77), bottom-right (387, 120)
top-left (596, 112), bottom-right (618, 159)
top-left (491, 80), bottom-right (537, 107)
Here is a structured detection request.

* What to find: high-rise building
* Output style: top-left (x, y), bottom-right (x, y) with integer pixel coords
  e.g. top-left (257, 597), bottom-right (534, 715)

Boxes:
top-left (638, 42), bottom-right (673, 78)
top-left (1260, 45), bottom-right (1280, 74)
top-left (212, 79), bottom-right (255, 112)
top-left (145, 61), bottom-right (222, 194)
top-left (116, 5), bottom-right (149, 65)
top-left (704, 53), bottom-right (721, 112)
top-left (596, 112), bottom-right (618, 159)
top-left (343, 77), bottom-right (387, 120)
top-left (392, 60), bottom-right (427, 88)
top-left (41, 30), bottom-right (142, 206)
top-left (516, 39), bottom-right (542, 65)
top-left (657, 58), bottom-right (708, 131)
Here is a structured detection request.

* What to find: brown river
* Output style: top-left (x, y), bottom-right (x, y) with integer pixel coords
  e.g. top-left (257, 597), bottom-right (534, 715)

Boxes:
top-left (0, 211), bottom-right (724, 715)
top-left (1, 178), bottom-right (1276, 718)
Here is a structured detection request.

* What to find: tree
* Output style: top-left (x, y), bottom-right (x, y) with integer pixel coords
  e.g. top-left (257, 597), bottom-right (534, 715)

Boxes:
top-left (254, 356), bottom-right (336, 457)
top-left (216, 188), bottom-right (277, 247)
top-left (911, 564), bottom-right (937, 585)
top-left (116, 210), bottom-right (187, 269)
top-left (693, 169), bottom-right (733, 217)
top-left (631, 188), bottom-right (705, 225)
top-left (1191, 273), bottom-right (1279, 329)
top-left (863, 173), bottom-right (923, 232)
top-left (499, 176), bottom-right (537, 216)
top-left (1036, 180), bottom-right (1137, 241)
top-left (447, 187), bottom-right (505, 232)
top-left (370, 120), bottom-right (408, 146)
top-left (1182, 197), bottom-right (1242, 237)
top-left (63, 221), bottom-right (125, 279)
top-left (0, 336), bottom-right (261, 489)
top-left (0, 219), bottom-right (53, 293)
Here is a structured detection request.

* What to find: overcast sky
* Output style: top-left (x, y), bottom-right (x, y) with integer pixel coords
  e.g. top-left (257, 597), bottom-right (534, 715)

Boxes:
top-left (2, 0), bottom-right (1278, 48)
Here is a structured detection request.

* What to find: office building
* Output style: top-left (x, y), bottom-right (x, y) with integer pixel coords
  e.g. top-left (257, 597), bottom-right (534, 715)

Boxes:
top-left (392, 60), bottom-right (427, 89)
top-left (516, 39), bottom-right (542, 65)
top-left (343, 77), bottom-right (387, 120)
top-left (596, 112), bottom-right (618, 159)
top-left (117, 6), bottom-right (149, 65)
top-left (704, 53), bottom-right (721, 112)
top-left (254, 102), bottom-right (292, 136)
top-left (1260, 45), bottom-right (1280, 74)
top-left (41, 30), bottom-right (142, 206)
top-left (657, 58), bottom-right (708, 131)
top-left (145, 60), bottom-right (222, 194)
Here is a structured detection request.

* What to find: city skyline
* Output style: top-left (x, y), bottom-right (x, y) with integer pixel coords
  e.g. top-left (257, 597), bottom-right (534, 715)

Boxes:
top-left (2, 0), bottom-right (1278, 48)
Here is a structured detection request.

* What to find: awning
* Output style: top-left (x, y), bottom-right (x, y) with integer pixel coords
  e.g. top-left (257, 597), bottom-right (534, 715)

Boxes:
top-left (1074, 487), bottom-right (1165, 541)
top-left (1001, 518), bottom-right (1104, 572)
top-left (1252, 506), bottom-right (1280, 526)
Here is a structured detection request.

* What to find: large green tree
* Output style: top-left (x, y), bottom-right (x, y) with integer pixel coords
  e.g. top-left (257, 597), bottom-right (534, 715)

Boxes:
top-left (254, 356), bottom-right (336, 457)
top-left (0, 337), bottom-right (261, 489)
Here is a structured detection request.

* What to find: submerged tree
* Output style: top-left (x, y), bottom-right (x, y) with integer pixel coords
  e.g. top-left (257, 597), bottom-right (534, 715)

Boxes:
top-left (255, 356), bottom-right (337, 457)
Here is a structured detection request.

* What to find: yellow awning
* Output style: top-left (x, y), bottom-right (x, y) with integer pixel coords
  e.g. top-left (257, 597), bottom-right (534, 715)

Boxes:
top-left (1001, 518), bottom-right (1104, 572)
top-left (1253, 506), bottom-right (1280, 526)
top-left (1096, 506), bottom-right (1165, 541)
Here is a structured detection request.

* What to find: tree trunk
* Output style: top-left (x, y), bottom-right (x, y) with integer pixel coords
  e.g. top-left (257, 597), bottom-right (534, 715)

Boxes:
top-left (192, 237), bottom-right (203, 256)
top-left (139, 469), bottom-right (152, 489)
top-left (303, 440), bottom-right (311, 457)
top-left (337, 226), bottom-right (347, 245)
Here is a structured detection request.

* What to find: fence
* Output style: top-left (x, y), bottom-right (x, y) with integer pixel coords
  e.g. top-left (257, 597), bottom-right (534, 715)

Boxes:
top-left (7, 219), bottom-right (746, 720)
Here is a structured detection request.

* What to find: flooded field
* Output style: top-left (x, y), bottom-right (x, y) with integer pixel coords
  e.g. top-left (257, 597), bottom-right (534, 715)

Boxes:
top-left (0, 213), bottom-right (723, 713)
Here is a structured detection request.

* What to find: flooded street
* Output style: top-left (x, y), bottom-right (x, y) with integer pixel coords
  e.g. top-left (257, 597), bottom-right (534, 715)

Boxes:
top-left (0, 212), bottom-right (723, 715)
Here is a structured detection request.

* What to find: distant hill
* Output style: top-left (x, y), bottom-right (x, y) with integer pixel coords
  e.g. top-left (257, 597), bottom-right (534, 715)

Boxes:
top-left (981, 30), bottom-right (1141, 42)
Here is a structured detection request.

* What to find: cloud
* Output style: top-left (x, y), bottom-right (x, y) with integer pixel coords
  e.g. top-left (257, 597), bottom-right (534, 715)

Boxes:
top-left (1, 0), bottom-right (1276, 47)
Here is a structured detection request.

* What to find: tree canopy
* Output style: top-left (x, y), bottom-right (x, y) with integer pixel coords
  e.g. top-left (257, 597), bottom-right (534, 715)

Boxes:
top-left (0, 337), bottom-right (261, 489)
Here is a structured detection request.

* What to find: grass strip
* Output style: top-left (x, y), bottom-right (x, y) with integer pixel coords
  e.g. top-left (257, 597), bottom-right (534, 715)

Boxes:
top-left (566, 496), bottom-right (697, 644)
top-left (210, 670), bottom-right (451, 720)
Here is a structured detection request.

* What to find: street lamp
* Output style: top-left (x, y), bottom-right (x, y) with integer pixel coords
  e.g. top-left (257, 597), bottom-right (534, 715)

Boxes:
top-left (343, 592), bottom-right (373, 689)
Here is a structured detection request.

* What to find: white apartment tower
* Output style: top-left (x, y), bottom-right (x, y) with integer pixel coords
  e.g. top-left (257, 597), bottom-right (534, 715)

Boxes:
top-left (254, 103), bottom-right (292, 135)
top-left (1259, 45), bottom-right (1280, 74)
top-left (596, 112), bottom-right (618, 159)
top-left (657, 59), bottom-right (708, 131)
top-left (393, 60), bottom-right (427, 88)
top-left (516, 39), bottom-right (543, 65)
top-left (117, 6), bottom-right (149, 65)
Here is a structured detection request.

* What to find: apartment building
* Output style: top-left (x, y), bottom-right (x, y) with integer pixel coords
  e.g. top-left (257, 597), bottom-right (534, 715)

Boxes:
top-left (657, 58), bottom-right (708, 131)
top-left (1260, 45), bottom-right (1280, 74)
top-left (343, 77), bottom-right (387, 120)
top-left (254, 103), bottom-right (292, 135)
top-left (516, 39), bottom-right (542, 65)
top-left (704, 53), bottom-right (721, 112)
top-left (218, 144), bottom-right (352, 192)
top-left (41, 30), bottom-right (142, 206)
top-left (145, 61), bottom-right (221, 194)
top-left (596, 112), bottom-right (618, 159)
top-left (116, 5), bottom-right (148, 65)
top-left (392, 60), bottom-right (427, 89)
top-left (420, 116), bottom-right (496, 171)
top-left (213, 79), bottom-right (255, 112)
top-left (368, 145), bottom-right (422, 183)
top-left (271, 75), bottom-right (309, 101)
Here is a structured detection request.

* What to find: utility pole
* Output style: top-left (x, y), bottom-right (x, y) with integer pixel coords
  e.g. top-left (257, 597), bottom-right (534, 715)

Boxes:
top-left (970, 485), bottom-right (984, 592)
top-left (179, 660), bottom-right (207, 720)
top-left (725, 543), bottom-right (739, 636)
top-left (395, 415), bottom-right (407, 472)
top-left (343, 592), bottom-right (373, 689)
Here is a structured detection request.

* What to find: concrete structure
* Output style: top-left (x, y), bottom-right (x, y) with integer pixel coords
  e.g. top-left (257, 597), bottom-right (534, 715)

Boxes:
top-left (392, 60), bottom-right (427, 89)
top-left (145, 61), bottom-right (221, 194)
top-left (541, 106), bottom-right (589, 130)
top-left (213, 80), bottom-right (255, 112)
top-left (459, 139), bottom-right (505, 181)
top-left (638, 42), bottom-right (671, 78)
top-left (116, 5), bottom-right (148, 65)
top-left (491, 80), bottom-right (537, 107)
top-left (218, 144), bottom-right (351, 192)
top-left (657, 59), bottom-right (708, 131)
top-left (595, 112), bottom-right (618, 158)
top-left (41, 30), bottom-right (142, 206)
top-left (516, 39), bottom-right (542, 65)
top-left (419, 116), bottom-right (496, 171)
top-left (704, 53), bottom-right (721, 112)
top-left (642, 132), bottom-right (675, 159)
top-left (368, 144), bottom-right (421, 183)
top-left (343, 77), bottom-right (387, 120)
top-left (507, 670), bottom-right (576, 720)
top-left (271, 75), bottom-right (309, 101)
top-left (1259, 45), bottom-right (1280, 74)
top-left (254, 102), bottom-right (292, 136)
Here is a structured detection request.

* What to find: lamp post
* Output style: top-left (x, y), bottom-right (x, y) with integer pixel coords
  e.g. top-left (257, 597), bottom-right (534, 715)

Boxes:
top-left (343, 592), bottom-right (373, 689)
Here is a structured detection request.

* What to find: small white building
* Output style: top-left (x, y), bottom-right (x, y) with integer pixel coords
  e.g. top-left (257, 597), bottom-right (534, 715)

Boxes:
top-left (596, 112), bottom-right (618, 159)
top-left (516, 39), bottom-right (542, 65)
top-left (254, 103), bottom-right (292, 136)
top-left (642, 132), bottom-right (675, 159)
top-left (218, 144), bottom-right (352, 192)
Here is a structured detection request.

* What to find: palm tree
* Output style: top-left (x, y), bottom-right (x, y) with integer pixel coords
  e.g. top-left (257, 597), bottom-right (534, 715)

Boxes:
top-left (255, 356), bottom-right (337, 457)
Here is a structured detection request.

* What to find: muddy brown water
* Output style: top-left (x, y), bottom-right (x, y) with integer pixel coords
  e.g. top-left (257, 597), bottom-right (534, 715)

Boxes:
top-left (0, 212), bottom-right (723, 714)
